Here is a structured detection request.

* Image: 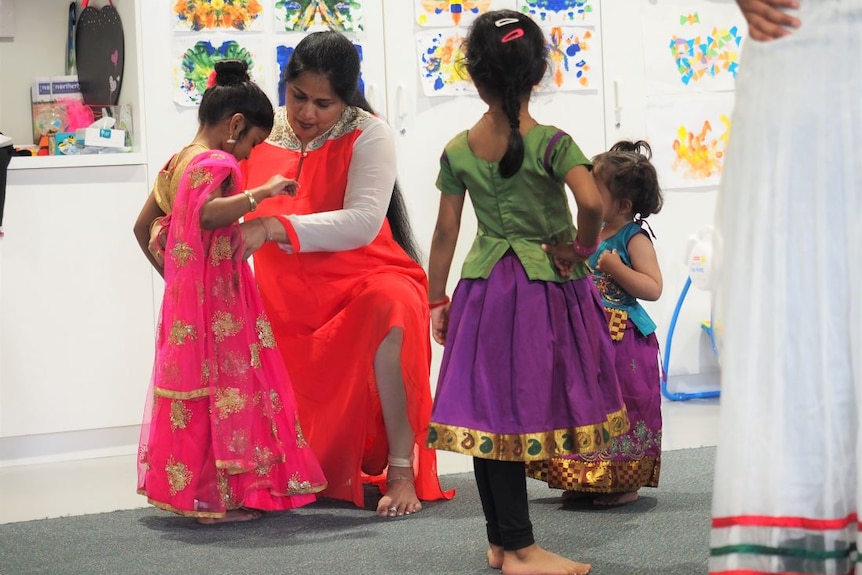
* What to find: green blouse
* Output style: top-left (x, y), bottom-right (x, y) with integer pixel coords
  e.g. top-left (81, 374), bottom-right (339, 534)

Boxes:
top-left (436, 125), bottom-right (591, 283)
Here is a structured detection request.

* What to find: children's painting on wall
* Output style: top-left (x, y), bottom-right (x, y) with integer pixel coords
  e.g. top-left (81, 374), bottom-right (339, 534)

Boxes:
top-left (172, 0), bottom-right (265, 32)
top-left (517, 0), bottom-right (596, 26)
top-left (643, 3), bottom-right (745, 95)
top-left (172, 37), bottom-right (265, 106)
top-left (540, 26), bottom-right (597, 92)
top-left (275, 0), bottom-right (363, 32)
top-left (415, 0), bottom-right (492, 27)
top-left (276, 40), bottom-right (365, 106)
top-left (416, 28), bottom-right (474, 97)
top-left (646, 94), bottom-right (733, 190)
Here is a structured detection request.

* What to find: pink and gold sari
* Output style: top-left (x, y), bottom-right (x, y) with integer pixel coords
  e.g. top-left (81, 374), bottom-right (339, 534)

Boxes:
top-left (137, 149), bottom-right (326, 518)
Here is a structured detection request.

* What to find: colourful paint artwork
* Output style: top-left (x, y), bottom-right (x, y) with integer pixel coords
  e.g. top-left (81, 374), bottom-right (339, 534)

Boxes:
top-left (543, 26), bottom-right (596, 91)
top-left (172, 0), bottom-right (264, 32)
top-left (517, 0), bottom-right (595, 25)
top-left (646, 94), bottom-right (734, 189)
top-left (644, 4), bottom-right (746, 95)
top-left (276, 41), bottom-right (365, 105)
top-left (670, 22), bottom-right (742, 86)
top-left (415, 0), bottom-right (492, 27)
top-left (172, 38), bottom-right (264, 107)
top-left (416, 29), bottom-right (473, 97)
top-left (274, 0), bottom-right (363, 32)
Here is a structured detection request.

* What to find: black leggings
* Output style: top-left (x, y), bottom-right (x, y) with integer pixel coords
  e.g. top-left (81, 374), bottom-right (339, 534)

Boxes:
top-left (473, 457), bottom-right (534, 551)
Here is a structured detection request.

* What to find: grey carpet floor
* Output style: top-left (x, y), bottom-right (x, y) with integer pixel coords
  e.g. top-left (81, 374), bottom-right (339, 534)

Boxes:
top-left (0, 447), bottom-right (714, 575)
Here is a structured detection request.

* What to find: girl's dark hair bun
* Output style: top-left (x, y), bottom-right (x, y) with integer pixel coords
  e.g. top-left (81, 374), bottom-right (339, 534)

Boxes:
top-left (214, 60), bottom-right (250, 86)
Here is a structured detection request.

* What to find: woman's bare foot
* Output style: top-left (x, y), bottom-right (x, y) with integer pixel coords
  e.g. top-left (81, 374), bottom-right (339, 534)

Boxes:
top-left (593, 491), bottom-right (639, 507)
top-left (376, 466), bottom-right (421, 517)
top-left (488, 544), bottom-right (504, 569)
top-left (502, 544), bottom-right (591, 575)
top-left (196, 508), bottom-right (263, 524)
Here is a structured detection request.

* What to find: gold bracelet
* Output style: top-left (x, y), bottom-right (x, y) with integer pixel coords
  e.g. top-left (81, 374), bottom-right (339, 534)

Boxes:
top-left (148, 216), bottom-right (163, 235)
top-left (243, 190), bottom-right (257, 212)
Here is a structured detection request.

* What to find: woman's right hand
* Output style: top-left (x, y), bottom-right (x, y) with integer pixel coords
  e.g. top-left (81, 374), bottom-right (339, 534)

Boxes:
top-left (737, 0), bottom-right (801, 41)
top-left (431, 305), bottom-right (450, 346)
top-left (239, 219), bottom-right (267, 260)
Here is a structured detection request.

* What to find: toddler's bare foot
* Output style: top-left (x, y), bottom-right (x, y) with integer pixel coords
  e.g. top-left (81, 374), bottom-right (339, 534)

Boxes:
top-left (376, 466), bottom-right (421, 517)
top-left (502, 544), bottom-right (591, 575)
top-left (487, 544), bottom-right (504, 569)
top-left (560, 490), bottom-right (594, 503)
top-left (593, 491), bottom-right (639, 507)
top-left (196, 508), bottom-right (262, 524)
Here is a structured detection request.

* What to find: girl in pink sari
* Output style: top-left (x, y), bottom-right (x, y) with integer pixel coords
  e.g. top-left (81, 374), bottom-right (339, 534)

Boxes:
top-left (134, 61), bottom-right (326, 523)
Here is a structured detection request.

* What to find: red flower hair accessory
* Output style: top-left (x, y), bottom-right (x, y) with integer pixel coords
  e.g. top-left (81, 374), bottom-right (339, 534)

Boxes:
top-left (206, 69), bottom-right (217, 89)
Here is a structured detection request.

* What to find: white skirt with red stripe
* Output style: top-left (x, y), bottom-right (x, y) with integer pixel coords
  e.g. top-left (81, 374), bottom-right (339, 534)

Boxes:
top-left (710, 1), bottom-right (862, 574)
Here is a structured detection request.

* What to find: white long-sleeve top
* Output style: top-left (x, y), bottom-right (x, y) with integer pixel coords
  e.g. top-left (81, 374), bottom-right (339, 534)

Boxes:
top-left (278, 112), bottom-right (397, 253)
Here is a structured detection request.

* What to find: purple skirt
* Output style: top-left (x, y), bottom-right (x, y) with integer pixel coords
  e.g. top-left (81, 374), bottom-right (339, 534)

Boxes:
top-left (528, 314), bottom-right (662, 492)
top-left (427, 253), bottom-right (629, 462)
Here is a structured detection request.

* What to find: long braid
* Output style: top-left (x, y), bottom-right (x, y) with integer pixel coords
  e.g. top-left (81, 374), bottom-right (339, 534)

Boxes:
top-left (499, 86), bottom-right (524, 178)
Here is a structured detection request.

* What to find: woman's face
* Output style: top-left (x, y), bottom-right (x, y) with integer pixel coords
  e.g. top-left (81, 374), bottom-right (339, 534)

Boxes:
top-left (232, 126), bottom-right (270, 161)
top-left (284, 71), bottom-right (346, 144)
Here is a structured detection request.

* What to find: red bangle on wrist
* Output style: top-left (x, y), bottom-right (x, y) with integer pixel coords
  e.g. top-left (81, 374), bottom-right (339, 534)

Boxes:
top-left (573, 236), bottom-right (599, 258)
top-left (429, 295), bottom-right (450, 309)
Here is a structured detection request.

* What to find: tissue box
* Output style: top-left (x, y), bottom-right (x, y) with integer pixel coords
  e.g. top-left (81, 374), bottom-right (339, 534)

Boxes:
top-left (79, 127), bottom-right (126, 148)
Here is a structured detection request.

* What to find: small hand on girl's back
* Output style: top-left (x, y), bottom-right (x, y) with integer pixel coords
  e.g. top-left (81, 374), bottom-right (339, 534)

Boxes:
top-left (541, 242), bottom-right (585, 278)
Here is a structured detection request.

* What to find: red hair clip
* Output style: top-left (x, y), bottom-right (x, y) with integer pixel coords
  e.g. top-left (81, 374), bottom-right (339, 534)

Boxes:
top-left (206, 69), bottom-right (217, 89)
top-left (501, 28), bottom-right (524, 43)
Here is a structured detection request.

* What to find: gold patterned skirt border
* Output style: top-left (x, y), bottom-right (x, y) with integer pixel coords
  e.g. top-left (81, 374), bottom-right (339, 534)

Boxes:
top-left (526, 456), bottom-right (661, 493)
top-left (427, 407), bottom-right (629, 462)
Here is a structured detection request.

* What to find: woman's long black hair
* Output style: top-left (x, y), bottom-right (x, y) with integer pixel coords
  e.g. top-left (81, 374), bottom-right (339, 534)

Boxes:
top-left (281, 32), bottom-right (422, 263)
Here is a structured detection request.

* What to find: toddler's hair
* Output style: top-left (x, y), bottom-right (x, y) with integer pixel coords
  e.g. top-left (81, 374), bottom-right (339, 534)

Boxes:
top-left (465, 10), bottom-right (547, 178)
top-left (593, 140), bottom-right (663, 219)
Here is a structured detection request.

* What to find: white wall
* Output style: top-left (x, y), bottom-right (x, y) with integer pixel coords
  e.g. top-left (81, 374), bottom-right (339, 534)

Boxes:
top-left (0, 0), bottom-right (729, 467)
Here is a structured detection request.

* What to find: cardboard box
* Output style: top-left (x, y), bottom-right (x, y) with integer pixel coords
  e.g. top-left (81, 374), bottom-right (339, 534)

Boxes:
top-left (79, 128), bottom-right (126, 148)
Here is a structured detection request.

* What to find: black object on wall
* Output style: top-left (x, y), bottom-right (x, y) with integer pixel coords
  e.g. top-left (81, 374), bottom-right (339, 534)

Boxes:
top-left (75, 0), bottom-right (124, 106)
top-left (0, 134), bottom-right (11, 238)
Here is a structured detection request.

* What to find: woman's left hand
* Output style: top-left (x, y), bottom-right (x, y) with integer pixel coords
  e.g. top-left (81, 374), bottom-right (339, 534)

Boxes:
top-left (240, 219), bottom-right (267, 260)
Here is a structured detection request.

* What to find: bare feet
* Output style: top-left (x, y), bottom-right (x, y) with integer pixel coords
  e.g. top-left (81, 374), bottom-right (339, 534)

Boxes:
top-left (376, 466), bottom-right (422, 517)
top-left (593, 491), bottom-right (639, 507)
top-left (560, 490), bottom-right (594, 503)
top-left (502, 544), bottom-right (591, 575)
top-left (196, 508), bottom-right (263, 524)
top-left (488, 544), bottom-right (504, 569)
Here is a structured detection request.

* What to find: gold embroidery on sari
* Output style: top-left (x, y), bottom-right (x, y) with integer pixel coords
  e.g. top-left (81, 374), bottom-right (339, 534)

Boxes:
top-left (166, 457), bottom-right (193, 495)
top-left (169, 321), bottom-right (197, 345)
top-left (169, 400), bottom-right (192, 430)
top-left (256, 315), bottom-right (276, 348)
top-left (211, 275), bottom-right (238, 305)
top-left (295, 417), bottom-right (309, 448)
top-left (228, 430), bottom-right (250, 454)
top-left (288, 472), bottom-right (314, 494)
top-left (269, 389), bottom-right (284, 414)
top-left (212, 311), bottom-right (244, 343)
top-left (210, 237), bottom-right (233, 266)
top-left (215, 387), bottom-right (248, 419)
top-left (170, 241), bottom-right (195, 268)
top-left (254, 446), bottom-right (275, 476)
top-left (249, 343), bottom-right (261, 368)
top-left (220, 351), bottom-right (249, 377)
top-left (189, 166), bottom-right (214, 189)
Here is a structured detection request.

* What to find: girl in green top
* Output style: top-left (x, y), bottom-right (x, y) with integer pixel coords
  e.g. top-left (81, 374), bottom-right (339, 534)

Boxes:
top-left (426, 9), bottom-right (628, 575)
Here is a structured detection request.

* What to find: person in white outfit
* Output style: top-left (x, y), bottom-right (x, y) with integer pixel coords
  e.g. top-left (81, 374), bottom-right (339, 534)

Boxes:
top-left (710, 0), bottom-right (862, 573)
